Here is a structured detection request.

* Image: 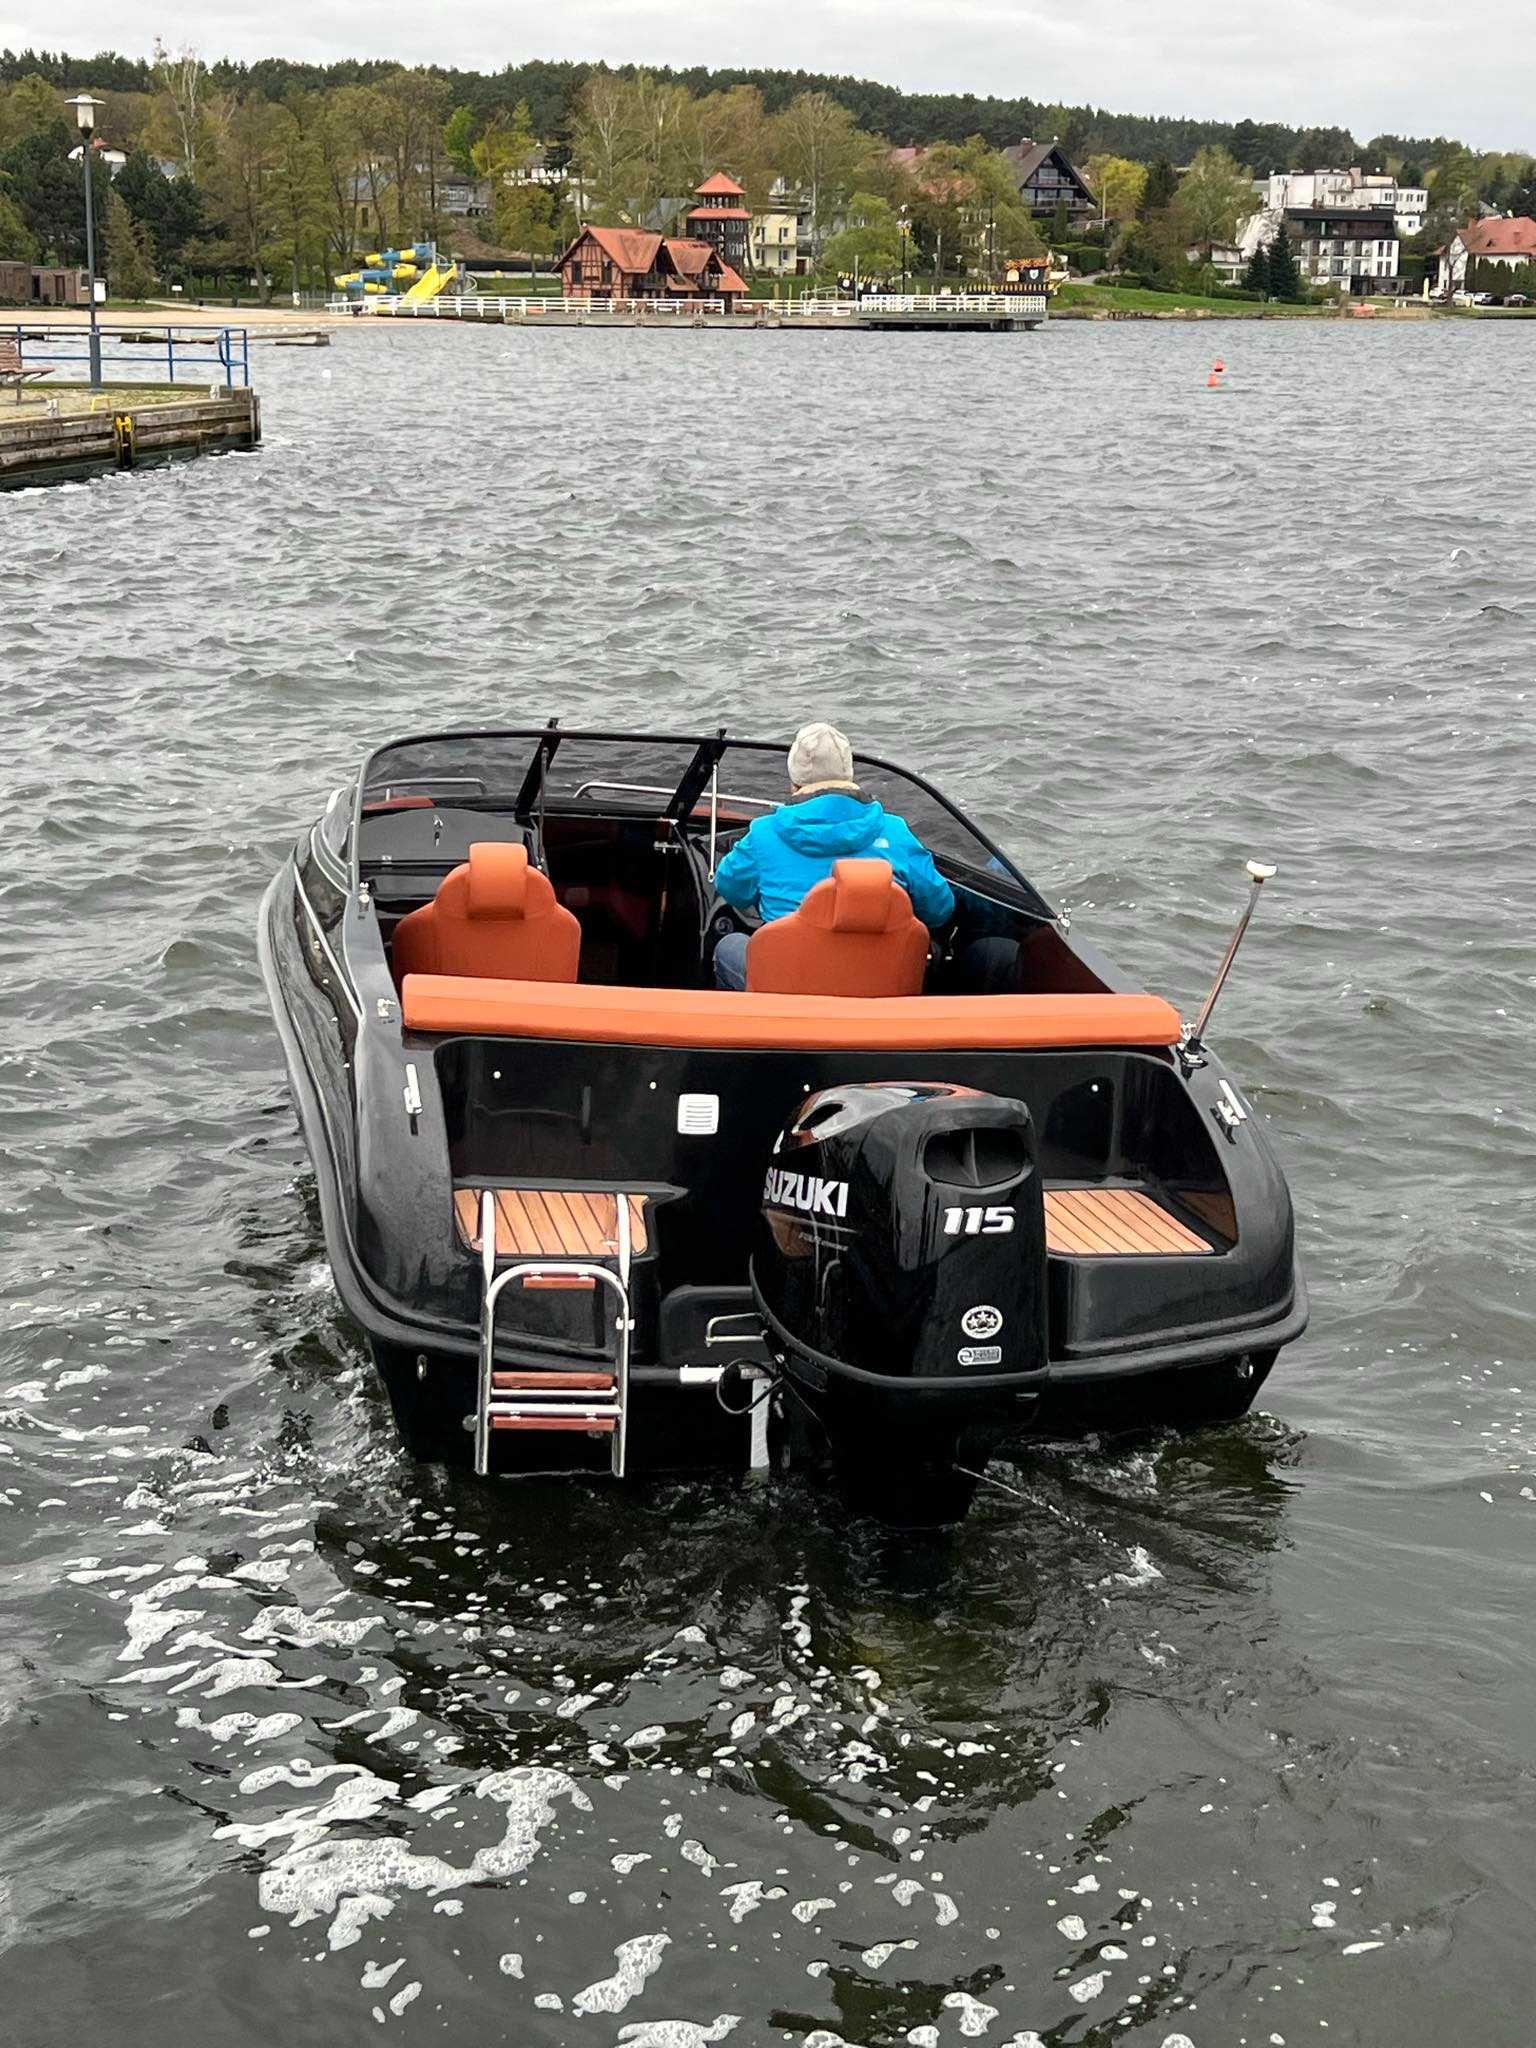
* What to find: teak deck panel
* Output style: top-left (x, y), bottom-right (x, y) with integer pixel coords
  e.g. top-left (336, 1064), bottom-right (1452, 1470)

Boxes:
top-left (454, 1187), bottom-right (648, 1260)
top-left (1045, 1187), bottom-right (1213, 1257)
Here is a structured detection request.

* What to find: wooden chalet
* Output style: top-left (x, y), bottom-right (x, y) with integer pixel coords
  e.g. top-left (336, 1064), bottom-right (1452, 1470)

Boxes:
top-left (556, 226), bottom-right (749, 307)
top-left (1001, 139), bottom-right (1097, 223)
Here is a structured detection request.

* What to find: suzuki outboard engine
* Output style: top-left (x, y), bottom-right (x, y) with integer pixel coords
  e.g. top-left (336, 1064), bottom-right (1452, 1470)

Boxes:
top-left (752, 1081), bottom-right (1048, 1525)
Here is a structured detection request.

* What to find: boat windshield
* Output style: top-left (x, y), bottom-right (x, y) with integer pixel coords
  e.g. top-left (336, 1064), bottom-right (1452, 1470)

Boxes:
top-left (357, 727), bottom-right (1030, 887)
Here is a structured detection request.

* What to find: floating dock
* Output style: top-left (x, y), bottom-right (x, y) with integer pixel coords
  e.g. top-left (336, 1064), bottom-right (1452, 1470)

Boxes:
top-left (348, 291), bottom-right (1047, 334)
top-left (0, 385), bottom-right (260, 491)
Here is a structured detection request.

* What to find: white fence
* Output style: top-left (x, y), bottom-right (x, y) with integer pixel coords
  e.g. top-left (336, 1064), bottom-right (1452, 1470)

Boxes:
top-left (327, 291), bottom-right (1047, 321)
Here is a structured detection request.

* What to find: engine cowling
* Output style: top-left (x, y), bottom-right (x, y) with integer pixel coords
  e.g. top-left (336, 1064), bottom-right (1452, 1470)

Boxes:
top-left (752, 1081), bottom-right (1048, 1386)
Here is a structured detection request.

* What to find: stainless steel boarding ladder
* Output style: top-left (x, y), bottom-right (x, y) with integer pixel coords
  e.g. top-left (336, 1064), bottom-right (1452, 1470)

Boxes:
top-left (474, 1189), bottom-right (634, 1478)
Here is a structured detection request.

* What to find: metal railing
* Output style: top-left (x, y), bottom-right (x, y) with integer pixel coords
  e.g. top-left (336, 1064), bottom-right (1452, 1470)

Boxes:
top-left (3, 321), bottom-right (252, 388)
top-left (335, 291), bottom-right (1046, 321)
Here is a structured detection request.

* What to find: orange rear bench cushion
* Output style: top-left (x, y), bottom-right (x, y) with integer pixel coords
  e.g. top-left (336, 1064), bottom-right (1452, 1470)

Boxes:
top-left (403, 976), bottom-right (1182, 1052)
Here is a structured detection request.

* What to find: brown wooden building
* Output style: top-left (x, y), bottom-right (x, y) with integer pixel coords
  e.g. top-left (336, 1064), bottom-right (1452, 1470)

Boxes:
top-left (684, 173), bottom-right (752, 278)
top-left (0, 262), bottom-right (90, 307)
top-left (555, 226), bottom-right (748, 307)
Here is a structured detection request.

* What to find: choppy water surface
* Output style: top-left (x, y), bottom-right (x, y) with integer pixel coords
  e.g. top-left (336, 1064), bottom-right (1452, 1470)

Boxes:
top-left (3, 322), bottom-right (1533, 2046)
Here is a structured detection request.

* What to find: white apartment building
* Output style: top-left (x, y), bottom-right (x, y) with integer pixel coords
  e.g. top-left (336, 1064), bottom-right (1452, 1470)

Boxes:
top-left (1237, 203), bottom-right (1400, 290)
top-left (1258, 168), bottom-right (1427, 237)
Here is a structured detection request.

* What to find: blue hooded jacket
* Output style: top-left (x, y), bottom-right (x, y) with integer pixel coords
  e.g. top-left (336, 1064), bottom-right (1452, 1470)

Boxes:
top-left (715, 791), bottom-right (956, 928)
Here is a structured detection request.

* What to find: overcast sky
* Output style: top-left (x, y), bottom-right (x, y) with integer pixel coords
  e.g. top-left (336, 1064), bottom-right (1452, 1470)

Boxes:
top-left (12, 1), bottom-right (1533, 154)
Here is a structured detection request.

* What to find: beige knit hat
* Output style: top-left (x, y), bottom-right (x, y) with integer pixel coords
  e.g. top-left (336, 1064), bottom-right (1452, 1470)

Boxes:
top-left (787, 721), bottom-right (854, 789)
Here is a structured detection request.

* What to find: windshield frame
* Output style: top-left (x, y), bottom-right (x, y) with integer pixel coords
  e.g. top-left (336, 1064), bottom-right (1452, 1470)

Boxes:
top-left (352, 725), bottom-right (1045, 908)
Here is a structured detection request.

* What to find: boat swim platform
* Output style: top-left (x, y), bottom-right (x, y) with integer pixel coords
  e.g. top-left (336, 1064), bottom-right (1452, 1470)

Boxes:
top-left (0, 384), bottom-right (260, 491)
top-left (454, 1188), bottom-right (650, 1261)
top-left (454, 1184), bottom-right (1209, 1262)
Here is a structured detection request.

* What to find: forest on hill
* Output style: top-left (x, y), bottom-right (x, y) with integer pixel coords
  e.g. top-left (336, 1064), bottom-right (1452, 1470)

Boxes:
top-left (0, 46), bottom-right (1486, 175)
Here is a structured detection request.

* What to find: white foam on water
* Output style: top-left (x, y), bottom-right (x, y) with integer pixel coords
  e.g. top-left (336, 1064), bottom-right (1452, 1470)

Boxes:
top-left (1056, 1915), bottom-right (1087, 1940)
top-left (680, 1839), bottom-right (717, 1874)
top-left (720, 1881), bottom-right (779, 1923)
top-left (1343, 1940), bottom-right (1385, 1955)
top-left (243, 1604), bottom-right (381, 1650)
top-left (498, 1953), bottom-right (523, 1977)
top-left (942, 1992), bottom-right (999, 2037)
top-left (217, 1765), bottom-right (399, 1852)
top-left (616, 2020), bottom-right (738, 2047)
top-left (361, 1957), bottom-right (406, 1989)
top-left (613, 1852), bottom-right (652, 1873)
top-left (572, 1932), bottom-right (671, 2014)
top-left (119, 1576), bottom-right (205, 1660)
top-left (792, 1898), bottom-right (835, 1923)
top-left (388, 1982), bottom-right (420, 2016)
top-left (1069, 1971), bottom-right (1109, 2003)
top-left (891, 1878), bottom-right (924, 1908)
top-left (932, 1892), bottom-right (958, 1926)
top-left (906, 2030), bottom-right (940, 2047)
top-left (233, 1559), bottom-right (294, 1587)
top-left (329, 1892), bottom-right (393, 1950)
top-left (859, 1940), bottom-right (917, 1968)
top-left (257, 1767), bottom-right (588, 1941)
top-left (174, 1708), bottom-right (303, 1745)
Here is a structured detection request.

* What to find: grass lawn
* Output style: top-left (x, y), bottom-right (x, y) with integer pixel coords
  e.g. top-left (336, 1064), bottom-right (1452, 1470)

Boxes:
top-left (1053, 282), bottom-right (1330, 316)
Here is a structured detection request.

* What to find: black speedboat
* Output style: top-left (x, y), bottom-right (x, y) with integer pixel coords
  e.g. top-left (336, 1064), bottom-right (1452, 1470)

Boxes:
top-left (258, 725), bottom-right (1306, 1524)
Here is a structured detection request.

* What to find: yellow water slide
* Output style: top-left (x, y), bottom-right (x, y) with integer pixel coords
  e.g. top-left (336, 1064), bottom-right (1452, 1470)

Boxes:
top-left (400, 262), bottom-right (458, 304)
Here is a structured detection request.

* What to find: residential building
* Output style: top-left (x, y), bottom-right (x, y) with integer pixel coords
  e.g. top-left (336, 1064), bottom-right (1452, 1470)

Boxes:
top-left (1000, 139), bottom-right (1097, 225)
top-left (1435, 215), bottom-right (1536, 293)
top-left (436, 172), bottom-right (491, 219)
top-left (555, 226), bottom-right (749, 306)
top-left (1257, 168), bottom-right (1427, 238)
top-left (751, 208), bottom-right (801, 277)
top-left (1239, 203), bottom-right (1399, 290)
top-left (684, 174), bottom-right (752, 277)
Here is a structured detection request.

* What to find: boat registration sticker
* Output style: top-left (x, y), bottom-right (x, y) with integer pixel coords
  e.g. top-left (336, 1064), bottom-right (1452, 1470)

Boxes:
top-left (961, 1304), bottom-right (1004, 1340)
top-left (958, 1344), bottom-right (1003, 1367)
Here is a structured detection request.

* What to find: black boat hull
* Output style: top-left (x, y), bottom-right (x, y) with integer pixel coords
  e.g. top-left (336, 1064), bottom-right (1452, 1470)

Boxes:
top-left (256, 723), bottom-right (1310, 1526)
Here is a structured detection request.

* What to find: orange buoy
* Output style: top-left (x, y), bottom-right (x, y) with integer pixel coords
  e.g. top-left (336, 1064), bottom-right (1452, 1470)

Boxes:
top-left (1207, 357), bottom-right (1226, 389)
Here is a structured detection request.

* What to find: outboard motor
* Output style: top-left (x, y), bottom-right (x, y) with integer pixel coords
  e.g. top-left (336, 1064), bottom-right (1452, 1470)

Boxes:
top-left (752, 1082), bottom-right (1048, 1524)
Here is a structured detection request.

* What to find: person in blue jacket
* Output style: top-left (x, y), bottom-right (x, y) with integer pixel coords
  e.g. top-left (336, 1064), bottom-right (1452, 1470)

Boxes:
top-left (712, 722), bottom-right (955, 989)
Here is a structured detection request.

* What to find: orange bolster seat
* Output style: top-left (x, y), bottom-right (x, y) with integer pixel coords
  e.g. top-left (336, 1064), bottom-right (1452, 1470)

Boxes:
top-left (400, 975), bottom-right (1182, 1052)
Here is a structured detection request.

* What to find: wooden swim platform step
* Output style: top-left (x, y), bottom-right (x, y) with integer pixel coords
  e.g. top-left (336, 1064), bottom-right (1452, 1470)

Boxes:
top-left (1044, 1186), bottom-right (1213, 1257)
top-left (454, 1187), bottom-right (648, 1262)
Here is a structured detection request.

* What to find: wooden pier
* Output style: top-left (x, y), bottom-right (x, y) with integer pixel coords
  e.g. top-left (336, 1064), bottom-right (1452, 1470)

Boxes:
top-left (0, 385), bottom-right (261, 491)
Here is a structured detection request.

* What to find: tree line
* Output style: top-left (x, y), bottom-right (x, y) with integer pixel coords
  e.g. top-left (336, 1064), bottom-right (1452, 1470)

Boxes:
top-left (5, 45), bottom-right (1529, 178)
top-left (2, 50), bottom-right (1533, 302)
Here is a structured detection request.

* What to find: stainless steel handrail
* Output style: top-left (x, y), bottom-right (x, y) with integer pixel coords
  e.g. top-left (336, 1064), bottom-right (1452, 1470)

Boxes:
top-left (476, 1191), bottom-right (634, 1478)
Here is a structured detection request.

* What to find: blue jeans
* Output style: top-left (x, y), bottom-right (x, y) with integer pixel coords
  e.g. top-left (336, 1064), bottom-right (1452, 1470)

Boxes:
top-left (713, 930), bottom-right (750, 990)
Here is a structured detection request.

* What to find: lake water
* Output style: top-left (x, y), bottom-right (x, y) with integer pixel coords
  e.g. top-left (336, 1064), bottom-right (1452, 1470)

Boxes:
top-left (2, 319), bottom-right (1533, 2046)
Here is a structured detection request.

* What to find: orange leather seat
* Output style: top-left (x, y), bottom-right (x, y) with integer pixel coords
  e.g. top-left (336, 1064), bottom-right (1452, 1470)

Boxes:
top-left (392, 842), bottom-right (581, 984)
top-left (745, 858), bottom-right (928, 997)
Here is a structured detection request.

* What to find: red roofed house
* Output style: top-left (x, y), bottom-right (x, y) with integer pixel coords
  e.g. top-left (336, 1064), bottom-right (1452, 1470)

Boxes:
top-left (685, 172), bottom-right (752, 278)
top-left (555, 223), bottom-right (749, 308)
top-left (1436, 215), bottom-right (1536, 295)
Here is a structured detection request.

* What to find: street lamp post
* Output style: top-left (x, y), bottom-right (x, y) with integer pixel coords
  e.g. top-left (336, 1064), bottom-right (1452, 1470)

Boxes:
top-left (66, 94), bottom-right (104, 390)
top-left (899, 208), bottom-right (910, 293)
